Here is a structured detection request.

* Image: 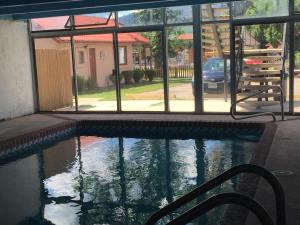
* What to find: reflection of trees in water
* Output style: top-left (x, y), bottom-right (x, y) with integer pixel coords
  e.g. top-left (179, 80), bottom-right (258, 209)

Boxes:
top-left (45, 136), bottom-right (251, 225)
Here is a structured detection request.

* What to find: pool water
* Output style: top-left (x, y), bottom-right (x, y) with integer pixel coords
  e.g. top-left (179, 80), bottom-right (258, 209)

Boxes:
top-left (0, 132), bottom-right (260, 225)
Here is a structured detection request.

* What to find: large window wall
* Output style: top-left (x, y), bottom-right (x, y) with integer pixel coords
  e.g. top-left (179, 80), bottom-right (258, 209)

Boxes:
top-left (31, 0), bottom-right (300, 114)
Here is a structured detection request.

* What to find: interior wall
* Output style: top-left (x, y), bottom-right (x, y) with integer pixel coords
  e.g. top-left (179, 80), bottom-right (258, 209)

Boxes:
top-left (0, 18), bottom-right (35, 120)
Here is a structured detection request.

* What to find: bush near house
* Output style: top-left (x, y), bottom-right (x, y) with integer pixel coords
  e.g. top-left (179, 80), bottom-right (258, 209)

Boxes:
top-left (77, 76), bottom-right (97, 92)
top-left (145, 69), bottom-right (156, 82)
top-left (121, 70), bottom-right (134, 84)
top-left (133, 69), bottom-right (144, 84)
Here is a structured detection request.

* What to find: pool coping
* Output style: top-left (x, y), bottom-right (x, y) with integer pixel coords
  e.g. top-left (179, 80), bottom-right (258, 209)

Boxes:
top-left (0, 118), bottom-right (277, 224)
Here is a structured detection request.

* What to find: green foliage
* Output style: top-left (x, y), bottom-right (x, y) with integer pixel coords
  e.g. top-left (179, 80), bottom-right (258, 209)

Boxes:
top-left (295, 52), bottom-right (300, 69)
top-left (132, 9), bottom-right (191, 66)
top-left (77, 76), bottom-right (97, 92)
top-left (246, 23), bottom-right (283, 48)
top-left (145, 69), bottom-right (156, 81)
top-left (133, 69), bottom-right (144, 84)
top-left (244, 1), bottom-right (284, 48)
top-left (121, 70), bottom-right (134, 84)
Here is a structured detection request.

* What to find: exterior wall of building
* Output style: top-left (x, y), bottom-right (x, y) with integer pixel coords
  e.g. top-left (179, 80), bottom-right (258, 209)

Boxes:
top-left (0, 19), bottom-right (35, 120)
top-left (35, 38), bottom-right (136, 88)
top-left (75, 42), bottom-right (135, 87)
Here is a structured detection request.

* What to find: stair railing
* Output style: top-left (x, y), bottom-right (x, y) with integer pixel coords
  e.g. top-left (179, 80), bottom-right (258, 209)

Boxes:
top-left (230, 86), bottom-right (285, 122)
top-left (145, 164), bottom-right (285, 225)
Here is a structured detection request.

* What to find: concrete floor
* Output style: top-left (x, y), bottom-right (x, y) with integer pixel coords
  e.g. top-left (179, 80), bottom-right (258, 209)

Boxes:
top-left (0, 113), bottom-right (299, 224)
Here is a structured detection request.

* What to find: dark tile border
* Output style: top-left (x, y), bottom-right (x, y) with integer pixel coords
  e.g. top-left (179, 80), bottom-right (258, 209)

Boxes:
top-left (0, 119), bottom-right (277, 225)
top-left (221, 122), bottom-right (278, 225)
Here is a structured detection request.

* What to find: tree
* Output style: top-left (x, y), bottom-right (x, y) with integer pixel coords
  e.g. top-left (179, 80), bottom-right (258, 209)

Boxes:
top-left (131, 8), bottom-right (192, 68)
top-left (244, 0), bottom-right (285, 48)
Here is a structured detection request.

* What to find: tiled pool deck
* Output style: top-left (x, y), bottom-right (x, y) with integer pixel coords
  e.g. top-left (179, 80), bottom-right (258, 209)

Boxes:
top-left (0, 113), bottom-right (299, 225)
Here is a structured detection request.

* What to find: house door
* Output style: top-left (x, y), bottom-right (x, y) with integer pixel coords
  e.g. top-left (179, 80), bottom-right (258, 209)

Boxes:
top-left (89, 48), bottom-right (97, 84)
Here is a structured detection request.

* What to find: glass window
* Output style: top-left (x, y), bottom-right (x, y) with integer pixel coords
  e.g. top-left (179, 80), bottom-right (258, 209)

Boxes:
top-left (73, 12), bottom-right (115, 29)
top-left (201, 2), bottom-right (230, 21)
top-left (74, 34), bottom-right (117, 111)
top-left (31, 16), bottom-right (71, 31)
top-left (168, 26), bottom-right (194, 112)
top-left (119, 31), bottom-right (164, 111)
top-left (119, 46), bottom-right (127, 65)
top-left (235, 23), bottom-right (288, 113)
top-left (118, 8), bottom-right (163, 26)
top-left (166, 6), bottom-right (193, 24)
top-left (233, 0), bottom-right (288, 18)
top-left (295, 0), bottom-right (300, 12)
top-left (294, 23), bottom-right (300, 112)
top-left (34, 37), bottom-right (75, 111)
top-left (201, 23), bottom-right (231, 112)
top-left (78, 50), bottom-right (85, 64)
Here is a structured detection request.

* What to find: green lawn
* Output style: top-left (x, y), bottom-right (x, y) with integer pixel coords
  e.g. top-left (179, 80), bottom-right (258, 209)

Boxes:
top-left (78, 78), bottom-right (191, 101)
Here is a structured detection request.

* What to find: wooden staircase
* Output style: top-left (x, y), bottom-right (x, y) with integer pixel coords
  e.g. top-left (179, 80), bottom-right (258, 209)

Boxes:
top-left (201, 3), bottom-right (287, 110)
top-left (236, 42), bottom-right (287, 109)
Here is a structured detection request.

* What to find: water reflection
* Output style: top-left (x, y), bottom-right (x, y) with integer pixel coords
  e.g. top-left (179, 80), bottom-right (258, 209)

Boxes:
top-left (0, 136), bottom-right (255, 225)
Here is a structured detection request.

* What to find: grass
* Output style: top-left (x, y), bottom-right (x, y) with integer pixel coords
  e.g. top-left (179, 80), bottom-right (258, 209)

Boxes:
top-left (78, 78), bottom-right (191, 101)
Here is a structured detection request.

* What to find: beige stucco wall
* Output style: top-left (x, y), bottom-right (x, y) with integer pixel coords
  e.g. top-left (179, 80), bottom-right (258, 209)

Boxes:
top-left (0, 18), bottom-right (35, 120)
top-left (35, 37), bottom-right (137, 88)
top-left (75, 42), bottom-right (135, 87)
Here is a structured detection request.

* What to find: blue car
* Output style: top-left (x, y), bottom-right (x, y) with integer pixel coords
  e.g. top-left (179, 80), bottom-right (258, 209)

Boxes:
top-left (192, 57), bottom-right (230, 94)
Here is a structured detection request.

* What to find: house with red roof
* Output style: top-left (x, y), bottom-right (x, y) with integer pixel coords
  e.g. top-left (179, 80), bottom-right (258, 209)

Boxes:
top-left (33, 15), bottom-right (150, 88)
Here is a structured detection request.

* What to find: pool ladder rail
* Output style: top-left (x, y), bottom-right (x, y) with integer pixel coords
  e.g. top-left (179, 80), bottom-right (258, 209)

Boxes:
top-left (230, 86), bottom-right (285, 122)
top-left (145, 164), bottom-right (286, 225)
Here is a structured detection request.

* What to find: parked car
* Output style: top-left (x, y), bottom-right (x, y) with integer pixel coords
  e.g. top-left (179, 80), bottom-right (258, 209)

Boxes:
top-left (192, 57), bottom-right (262, 94)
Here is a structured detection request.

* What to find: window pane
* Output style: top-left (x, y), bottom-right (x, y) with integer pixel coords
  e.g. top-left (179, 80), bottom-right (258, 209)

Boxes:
top-left (31, 16), bottom-right (71, 31)
top-left (295, 0), bottom-right (300, 12)
top-left (119, 32), bottom-right (164, 111)
top-left (201, 2), bottom-right (230, 21)
top-left (202, 23), bottom-right (231, 112)
top-left (74, 12), bottom-right (115, 29)
top-left (233, 0), bottom-right (288, 18)
top-left (34, 37), bottom-right (75, 111)
top-left (118, 8), bottom-right (163, 26)
top-left (74, 34), bottom-right (117, 111)
top-left (235, 23), bottom-right (288, 113)
top-left (294, 23), bottom-right (300, 112)
top-left (168, 26), bottom-right (194, 112)
top-left (166, 6), bottom-right (193, 24)
top-left (119, 46), bottom-right (127, 65)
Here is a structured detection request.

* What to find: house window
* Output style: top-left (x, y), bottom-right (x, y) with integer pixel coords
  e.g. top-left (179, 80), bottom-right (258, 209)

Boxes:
top-left (119, 46), bottom-right (127, 65)
top-left (78, 50), bottom-right (85, 64)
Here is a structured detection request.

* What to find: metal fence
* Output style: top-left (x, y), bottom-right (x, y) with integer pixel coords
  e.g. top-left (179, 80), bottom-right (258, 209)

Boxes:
top-left (153, 65), bottom-right (194, 78)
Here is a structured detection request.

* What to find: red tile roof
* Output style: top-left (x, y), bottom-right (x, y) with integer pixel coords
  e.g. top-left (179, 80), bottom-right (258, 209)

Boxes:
top-left (32, 15), bottom-right (149, 44)
top-left (177, 33), bottom-right (193, 40)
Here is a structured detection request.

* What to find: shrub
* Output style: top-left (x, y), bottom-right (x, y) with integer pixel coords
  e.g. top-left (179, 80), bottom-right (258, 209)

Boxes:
top-left (86, 78), bottom-right (97, 90)
top-left (77, 76), bottom-right (88, 92)
top-left (133, 69), bottom-right (144, 84)
top-left (121, 70), bottom-right (133, 84)
top-left (145, 69), bottom-right (156, 82)
top-left (76, 76), bottom-right (97, 92)
top-left (108, 73), bottom-right (116, 85)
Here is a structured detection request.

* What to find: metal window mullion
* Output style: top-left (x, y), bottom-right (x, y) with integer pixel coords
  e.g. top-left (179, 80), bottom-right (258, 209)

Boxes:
top-left (230, 23), bottom-right (236, 114)
top-left (70, 15), bottom-right (79, 112)
top-left (162, 8), bottom-right (169, 112)
top-left (289, 21), bottom-right (295, 114)
top-left (113, 34), bottom-right (122, 112)
top-left (193, 5), bottom-right (203, 113)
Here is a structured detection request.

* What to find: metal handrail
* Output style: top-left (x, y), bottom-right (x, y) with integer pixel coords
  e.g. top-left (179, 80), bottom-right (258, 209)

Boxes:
top-left (230, 86), bottom-right (285, 122)
top-left (167, 193), bottom-right (274, 225)
top-left (145, 164), bottom-right (285, 225)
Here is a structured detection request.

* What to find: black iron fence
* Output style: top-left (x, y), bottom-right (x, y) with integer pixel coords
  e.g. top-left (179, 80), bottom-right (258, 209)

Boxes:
top-left (150, 65), bottom-right (194, 78)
